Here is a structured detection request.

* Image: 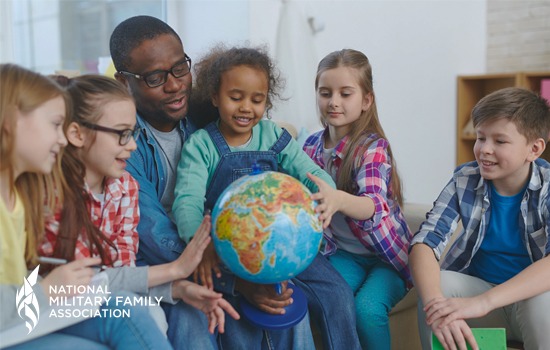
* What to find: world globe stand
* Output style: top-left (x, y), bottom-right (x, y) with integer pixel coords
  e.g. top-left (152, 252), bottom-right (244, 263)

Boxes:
top-left (211, 167), bottom-right (322, 331)
top-left (239, 282), bottom-right (309, 330)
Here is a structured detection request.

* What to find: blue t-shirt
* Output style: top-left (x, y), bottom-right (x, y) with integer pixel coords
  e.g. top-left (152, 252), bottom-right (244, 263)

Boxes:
top-left (469, 182), bottom-right (531, 284)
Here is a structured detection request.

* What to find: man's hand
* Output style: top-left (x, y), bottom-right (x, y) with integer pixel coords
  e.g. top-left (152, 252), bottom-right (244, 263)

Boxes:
top-left (236, 279), bottom-right (293, 314)
top-left (193, 241), bottom-right (221, 290)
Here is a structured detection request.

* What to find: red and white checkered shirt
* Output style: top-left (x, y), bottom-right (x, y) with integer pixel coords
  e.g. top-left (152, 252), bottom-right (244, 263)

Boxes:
top-left (40, 171), bottom-right (140, 267)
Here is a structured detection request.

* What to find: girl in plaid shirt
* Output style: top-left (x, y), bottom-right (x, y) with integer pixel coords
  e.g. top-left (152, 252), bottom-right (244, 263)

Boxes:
top-left (39, 75), bottom-right (238, 336)
top-left (303, 49), bottom-right (412, 350)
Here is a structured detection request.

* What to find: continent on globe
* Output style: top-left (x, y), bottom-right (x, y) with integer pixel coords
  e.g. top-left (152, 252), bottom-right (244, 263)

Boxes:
top-left (211, 171), bottom-right (322, 284)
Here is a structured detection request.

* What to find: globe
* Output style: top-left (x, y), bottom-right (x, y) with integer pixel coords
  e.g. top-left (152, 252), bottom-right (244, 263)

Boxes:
top-left (211, 171), bottom-right (323, 284)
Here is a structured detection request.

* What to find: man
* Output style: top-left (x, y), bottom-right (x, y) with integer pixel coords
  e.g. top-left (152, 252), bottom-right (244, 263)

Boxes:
top-left (110, 15), bottom-right (359, 350)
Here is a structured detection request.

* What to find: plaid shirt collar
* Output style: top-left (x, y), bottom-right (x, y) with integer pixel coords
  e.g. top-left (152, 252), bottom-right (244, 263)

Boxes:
top-left (473, 161), bottom-right (543, 193)
top-left (84, 176), bottom-right (125, 204)
top-left (307, 128), bottom-right (350, 165)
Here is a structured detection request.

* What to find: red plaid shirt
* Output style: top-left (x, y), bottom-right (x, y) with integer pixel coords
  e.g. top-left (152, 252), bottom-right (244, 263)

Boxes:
top-left (40, 171), bottom-right (140, 267)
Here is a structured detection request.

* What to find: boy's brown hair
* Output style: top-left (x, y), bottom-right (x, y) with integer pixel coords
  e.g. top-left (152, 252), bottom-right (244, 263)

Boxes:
top-left (472, 87), bottom-right (550, 143)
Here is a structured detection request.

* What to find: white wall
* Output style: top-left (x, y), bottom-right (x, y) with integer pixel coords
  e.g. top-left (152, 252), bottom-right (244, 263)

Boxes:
top-left (487, 0), bottom-right (550, 72)
top-left (11, 0), bottom-right (62, 72)
top-left (1, 0), bottom-right (487, 204)
top-left (178, 0), bottom-right (486, 205)
top-left (172, 1), bottom-right (250, 62)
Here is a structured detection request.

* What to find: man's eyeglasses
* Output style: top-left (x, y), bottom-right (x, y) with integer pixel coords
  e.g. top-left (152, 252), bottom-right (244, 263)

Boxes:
top-left (80, 121), bottom-right (141, 146)
top-left (118, 54), bottom-right (192, 88)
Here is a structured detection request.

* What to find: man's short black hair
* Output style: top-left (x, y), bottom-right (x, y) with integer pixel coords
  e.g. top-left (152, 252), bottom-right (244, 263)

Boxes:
top-left (110, 15), bottom-right (181, 72)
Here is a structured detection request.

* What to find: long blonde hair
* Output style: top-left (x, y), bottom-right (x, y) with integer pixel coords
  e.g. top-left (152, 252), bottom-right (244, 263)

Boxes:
top-left (315, 49), bottom-right (403, 206)
top-left (0, 64), bottom-right (69, 267)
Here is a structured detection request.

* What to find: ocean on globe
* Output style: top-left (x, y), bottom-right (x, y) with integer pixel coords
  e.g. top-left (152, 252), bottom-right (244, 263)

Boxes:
top-left (211, 171), bottom-right (323, 284)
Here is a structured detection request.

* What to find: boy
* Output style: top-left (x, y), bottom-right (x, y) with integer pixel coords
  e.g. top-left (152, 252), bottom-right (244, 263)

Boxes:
top-left (409, 87), bottom-right (550, 350)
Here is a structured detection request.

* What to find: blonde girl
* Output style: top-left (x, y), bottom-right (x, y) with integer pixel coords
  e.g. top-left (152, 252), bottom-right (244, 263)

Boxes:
top-left (303, 49), bottom-right (412, 350)
top-left (0, 64), bottom-right (173, 350)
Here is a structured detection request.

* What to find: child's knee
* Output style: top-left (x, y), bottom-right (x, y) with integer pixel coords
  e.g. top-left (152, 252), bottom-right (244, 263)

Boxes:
top-left (355, 298), bottom-right (390, 327)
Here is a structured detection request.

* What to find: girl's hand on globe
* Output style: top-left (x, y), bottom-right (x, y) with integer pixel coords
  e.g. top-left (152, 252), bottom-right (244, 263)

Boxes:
top-left (194, 242), bottom-right (222, 290)
top-left (309, 172), bottom-right (376, 222)
top-left (308, 172), bottom-right (343, 229)
top-left (171, 215), bottom-right (212, 280)
top-left (236, 279), bottom-right (293, 315)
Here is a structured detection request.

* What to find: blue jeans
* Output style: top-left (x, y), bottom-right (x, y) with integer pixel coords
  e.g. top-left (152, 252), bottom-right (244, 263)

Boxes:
top-left (330, 250), bottom-right (406, 350)
top-left (293, 252), bottom-right (362, 350)
top-left (218, 293), bottom-right (315, 350)
top-left (162, 300), bottom-right (218, 350)
top-left (7, 292), bottom-right (171, 350)
top-left (5, 332), bottom-right (109, 350)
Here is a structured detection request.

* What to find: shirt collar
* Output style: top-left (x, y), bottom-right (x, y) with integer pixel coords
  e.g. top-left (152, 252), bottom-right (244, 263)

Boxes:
top-left (136, 113), bottom-right (193, 142)
top-left (85, 176), bottom-right (124, 203)
top-left (323, 128), bottom-right (349, 160)
top-left (527, 160), bottom-right (543, 192)
top-left (474, 161), bottom-right (542, 193)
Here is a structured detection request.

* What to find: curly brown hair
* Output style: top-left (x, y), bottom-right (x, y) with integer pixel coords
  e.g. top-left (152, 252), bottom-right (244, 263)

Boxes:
top-left (190, 43), bottom-right (284, 125)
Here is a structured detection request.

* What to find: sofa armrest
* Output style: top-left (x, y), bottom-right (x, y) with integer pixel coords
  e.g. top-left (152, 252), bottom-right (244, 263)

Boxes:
top-left (403, 202), bottom-right (432, 234)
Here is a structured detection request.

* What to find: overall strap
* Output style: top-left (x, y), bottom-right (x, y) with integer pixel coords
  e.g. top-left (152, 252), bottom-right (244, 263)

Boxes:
top-left (205, 122), bottom-right (231, 156)
top-left (269, 129), bottom-right (292, 154)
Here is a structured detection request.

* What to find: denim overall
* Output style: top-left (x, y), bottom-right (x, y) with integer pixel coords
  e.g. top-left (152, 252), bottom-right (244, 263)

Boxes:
top-left (204, 122), bottom-right (292, 210)
top-left (203, 123), bottom-right (315, 349)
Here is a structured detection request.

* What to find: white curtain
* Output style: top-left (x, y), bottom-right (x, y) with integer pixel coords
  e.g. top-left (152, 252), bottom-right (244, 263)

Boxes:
top-left (0, 0), bottom-right (14, 63)
top-left (274, 0), bottom-right (321, 140)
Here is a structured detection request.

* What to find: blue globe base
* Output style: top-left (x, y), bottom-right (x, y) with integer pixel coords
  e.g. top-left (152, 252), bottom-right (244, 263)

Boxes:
top-left (239, 284), bottom-right (308, 331)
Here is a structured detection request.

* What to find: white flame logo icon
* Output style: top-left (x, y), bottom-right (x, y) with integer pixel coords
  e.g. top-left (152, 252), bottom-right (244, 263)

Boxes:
top-left (15, 265), bottom-right (40, 334)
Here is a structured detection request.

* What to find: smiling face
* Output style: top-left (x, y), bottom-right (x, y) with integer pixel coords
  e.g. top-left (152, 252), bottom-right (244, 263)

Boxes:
top-left (14, 96), bottom-right (67, 176)
top-left (316, 66), bottom-right (371, 141)
top-left (212, 65), bottom-right (268, 146)
top-left (79, 99), bottom-right (137, 193)
top-left (117, 34), bottom-right (191, 132)
top-left (474, 118), bottom-right (539, 195)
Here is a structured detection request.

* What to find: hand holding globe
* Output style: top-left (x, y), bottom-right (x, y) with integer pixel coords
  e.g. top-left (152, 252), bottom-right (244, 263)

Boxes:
top-left (211, 170), bottom-right (323, 329)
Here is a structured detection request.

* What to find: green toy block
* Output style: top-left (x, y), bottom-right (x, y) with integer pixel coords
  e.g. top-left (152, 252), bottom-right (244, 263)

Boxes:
top-left (432, 328), bottom-right (506, 350)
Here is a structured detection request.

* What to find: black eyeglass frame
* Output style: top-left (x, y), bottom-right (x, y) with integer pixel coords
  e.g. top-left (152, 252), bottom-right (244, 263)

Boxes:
top-left (80, 121), bottom-right (141, 146)
top-left (117, 54), bottom-right (192, 88)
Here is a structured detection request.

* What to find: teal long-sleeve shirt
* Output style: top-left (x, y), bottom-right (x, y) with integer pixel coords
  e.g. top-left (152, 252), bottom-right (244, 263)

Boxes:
top-left (173, 120), bottom-right (335, 242)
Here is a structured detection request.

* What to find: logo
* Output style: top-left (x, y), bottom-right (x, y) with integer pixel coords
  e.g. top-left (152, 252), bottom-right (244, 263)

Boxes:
top-left (15, 265), bottom-right (40, 334)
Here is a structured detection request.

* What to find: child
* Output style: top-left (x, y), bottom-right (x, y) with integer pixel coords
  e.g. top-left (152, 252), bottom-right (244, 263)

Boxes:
top-left (302, 49), bottom-right (412, 350)
top-left (409, 87), bottom-right (550, 350)
top-left (173, 45), bottom-right (335, 286)
top-left (0, 64), bottom-right (172, 349)
top-left (172, 44), bottom-right (335, 349)
top-left (38, 74), bottom-right (238, 336)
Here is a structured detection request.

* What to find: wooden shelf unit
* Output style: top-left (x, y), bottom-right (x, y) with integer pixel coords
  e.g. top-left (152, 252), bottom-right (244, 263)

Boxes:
top-left (456, 72), bottom-right (550, 166)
